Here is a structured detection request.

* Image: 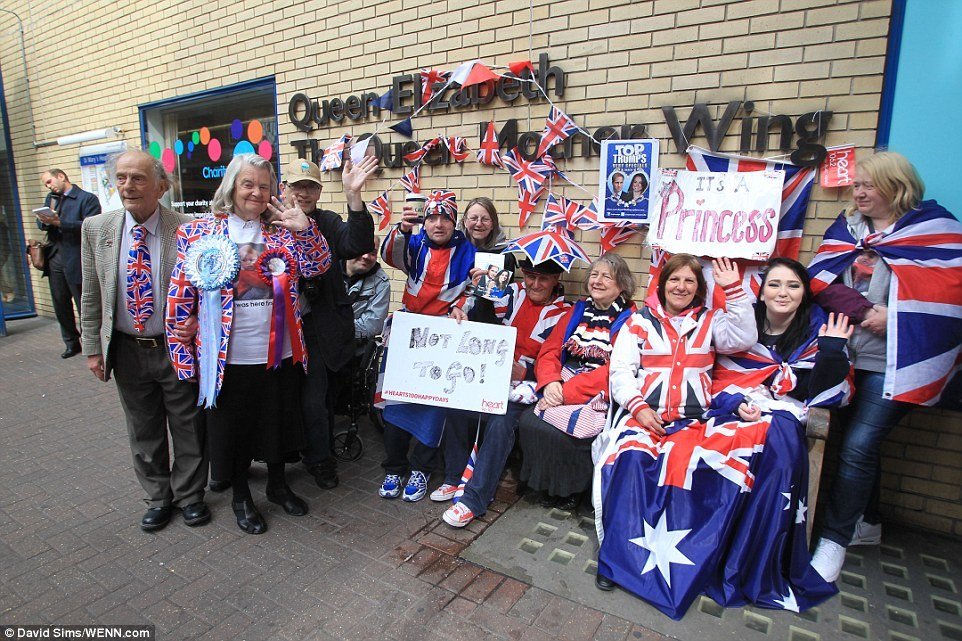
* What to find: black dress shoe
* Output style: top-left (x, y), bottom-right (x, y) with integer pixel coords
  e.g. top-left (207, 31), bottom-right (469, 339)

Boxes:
top-left (61, 346), bottom-right (81, 359)
top-left (308, 461), bottom-right (339, 490)
top-left (232, 499), bottom-right (267, 534)
top-left (539, 493), bottom-right (559, 508)
top-left (557, 494), bottom-right (579, 512)
top-left (266, 486), bottom-right (308, 516)
top-left (141, 506), bottom-right (173, 531)
top-left (208, 479), bottom-right (231, 492)
top-left (181, 502), bottom-right (211, 527)
top-left (595, 573), bottom-right (616, 591)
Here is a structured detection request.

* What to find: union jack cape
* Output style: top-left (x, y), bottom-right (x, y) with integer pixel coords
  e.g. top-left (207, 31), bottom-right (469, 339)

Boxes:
top-left (807, 201), bottom-right (962, 407)
top-left (713, 304), bottom-right (854, 419)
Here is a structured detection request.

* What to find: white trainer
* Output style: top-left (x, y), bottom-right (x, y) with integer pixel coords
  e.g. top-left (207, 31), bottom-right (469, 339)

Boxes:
top-left (850, 517), bottom-right (882, 546)
top-left (811, 538), bottom-right (847, 582)
top-left (430, 484), bottom-right (459, 502)
top-left (442, 502), bottom-right (475, 528)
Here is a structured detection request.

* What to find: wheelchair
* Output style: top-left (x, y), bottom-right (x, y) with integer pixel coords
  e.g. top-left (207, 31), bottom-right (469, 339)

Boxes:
top-left (328, 336), bottom-right (385, 462)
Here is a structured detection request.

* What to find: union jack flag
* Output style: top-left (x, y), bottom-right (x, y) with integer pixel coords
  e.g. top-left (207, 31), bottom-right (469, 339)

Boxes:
top-left (501, 147), bottom-right (556, 196)
top-left (517, 186), bottom-right (544, 230)
top-left (713, 306), bottom-right (853, 415)
top-left (807, 201), bottom-right (962, 408)
top-left (600, 223), bottom-right (640, 252)
top-left (369, 191), bottom-right (392, 232)
top-left (504, 229), bottom-right (591, 272)
top-left (648, 146), bottom-right (816, 307)
top-left (541, 193), bottom-right (589, 233)
top-left (319, 134), bottom-right (352, 172)
top-left (477, 121), bottom-right (502, 167)
top-left (536, 106), bottom-right (579, 159)
top-left (399, 165), bottom-right (421, 194)
top-left (445, 136), bottom-right (470, 162)
top-left (453, 437), bottom-right (478, 504)
top-left (420, 68), bottom-right (450, 105)
top-left (403, 136), bottom-right (441, 164)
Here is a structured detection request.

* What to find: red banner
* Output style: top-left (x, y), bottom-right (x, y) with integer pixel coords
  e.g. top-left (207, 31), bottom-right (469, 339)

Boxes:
top-left (819, 145), bottom-right (855, 188)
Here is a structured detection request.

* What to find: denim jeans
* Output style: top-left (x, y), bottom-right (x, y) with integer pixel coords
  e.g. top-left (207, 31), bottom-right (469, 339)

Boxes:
top-left (821, 370), bottom-right (912, 545)
top-left (444, 402), bottom-right (527, 516)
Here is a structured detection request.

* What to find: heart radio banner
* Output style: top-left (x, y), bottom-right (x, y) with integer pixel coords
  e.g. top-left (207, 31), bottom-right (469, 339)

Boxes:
top-left (648, 168), bottom-right (785, 260)
top-left (381, 312), bottom-right (517, 415)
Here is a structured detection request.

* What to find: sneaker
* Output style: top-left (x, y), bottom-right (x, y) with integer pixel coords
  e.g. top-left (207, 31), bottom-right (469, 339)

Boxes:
top-left (442, 502), bottom-right (475, 527)
top-left (810, 538), bottom-right (847, 582)
top-left (402, 471), bottom-right (428, 502)
top-left (430, 484), bottom-right (459, 502)
top-left (379, 474), bottom-right (403, 499)
top-left (850, 517), bottom-right (882, 546)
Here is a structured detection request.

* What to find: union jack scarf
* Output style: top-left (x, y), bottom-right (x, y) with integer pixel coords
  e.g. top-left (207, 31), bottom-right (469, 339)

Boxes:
top-left (807, 201), bottom-right (962, 407)
top-left (713, 305), bottom-right (853, 418)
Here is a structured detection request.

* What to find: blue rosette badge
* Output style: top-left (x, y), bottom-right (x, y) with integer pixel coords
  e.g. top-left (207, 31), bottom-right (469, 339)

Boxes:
top-left (184, 235), bottom-right (240, 408)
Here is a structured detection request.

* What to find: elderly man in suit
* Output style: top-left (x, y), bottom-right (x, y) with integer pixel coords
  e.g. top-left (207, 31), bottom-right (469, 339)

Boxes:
top-left (80, 149), bottom-right (208, 531)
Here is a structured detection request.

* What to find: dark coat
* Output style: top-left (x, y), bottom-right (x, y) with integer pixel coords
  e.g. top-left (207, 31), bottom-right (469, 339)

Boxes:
top-left (40, 185), bottom-right (102, 284)
top-left (301, 205), bottom-right (375, 371)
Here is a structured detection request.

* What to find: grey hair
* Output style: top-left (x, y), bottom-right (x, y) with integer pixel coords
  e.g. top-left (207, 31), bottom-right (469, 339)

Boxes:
top-left (583, 252), bottom-right (636, 299)
top-left (210, 154), bottom-right (277, 214)
top-left (105, 150), bottom-right (170, 187)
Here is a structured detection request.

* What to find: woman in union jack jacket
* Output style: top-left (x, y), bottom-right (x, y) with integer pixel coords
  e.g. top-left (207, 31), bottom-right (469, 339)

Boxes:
top-left (166, 154), bottom-right (332, 535)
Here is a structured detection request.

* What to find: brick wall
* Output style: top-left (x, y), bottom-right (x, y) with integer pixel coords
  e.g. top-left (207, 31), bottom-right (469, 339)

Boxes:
top-left (2, 0), bottom-right (959, 537)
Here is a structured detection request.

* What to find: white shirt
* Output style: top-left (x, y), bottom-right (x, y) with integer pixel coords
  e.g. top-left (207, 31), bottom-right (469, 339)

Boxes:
top-left (114, 207), bottom-right (164, 337)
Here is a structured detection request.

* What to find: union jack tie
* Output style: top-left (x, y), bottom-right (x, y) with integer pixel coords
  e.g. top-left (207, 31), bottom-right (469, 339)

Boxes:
top-left (126, 224), bottom-right (153, 333)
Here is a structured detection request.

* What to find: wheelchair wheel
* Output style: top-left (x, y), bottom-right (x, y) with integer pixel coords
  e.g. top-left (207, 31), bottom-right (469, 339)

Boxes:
top-left (365, 340), bottom-right (386, 433)
top-left (332, 429), bottom-right (363, 462)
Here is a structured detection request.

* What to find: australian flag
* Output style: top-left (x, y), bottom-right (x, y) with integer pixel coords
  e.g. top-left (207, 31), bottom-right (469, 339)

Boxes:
top-left (594, 411), bottom-right (837, 619)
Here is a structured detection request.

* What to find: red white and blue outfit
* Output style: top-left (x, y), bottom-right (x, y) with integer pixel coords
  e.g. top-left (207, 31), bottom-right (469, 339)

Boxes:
top-left (443, 283), bottom-right (570, 517)
top-left (375, 222), bottom-right (476, 476)
top-left (594, 285), bottom-right (844, 618)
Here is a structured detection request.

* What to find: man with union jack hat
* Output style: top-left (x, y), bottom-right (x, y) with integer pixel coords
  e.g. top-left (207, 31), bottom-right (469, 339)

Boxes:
top-left (376, 190), bottom-right (476, 502)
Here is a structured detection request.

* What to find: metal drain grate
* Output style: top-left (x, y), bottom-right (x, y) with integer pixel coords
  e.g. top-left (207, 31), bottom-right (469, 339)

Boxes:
top-left (462, 496), bottom-right (962, 641)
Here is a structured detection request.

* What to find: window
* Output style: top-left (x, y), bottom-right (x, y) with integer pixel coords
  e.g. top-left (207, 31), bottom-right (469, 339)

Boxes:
top-left (139, 78), bottom-right (278, 216)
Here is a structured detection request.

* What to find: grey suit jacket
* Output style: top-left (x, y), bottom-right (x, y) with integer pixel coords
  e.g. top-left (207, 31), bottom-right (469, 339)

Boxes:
top-left (80, 206), bottom-right (190, 374)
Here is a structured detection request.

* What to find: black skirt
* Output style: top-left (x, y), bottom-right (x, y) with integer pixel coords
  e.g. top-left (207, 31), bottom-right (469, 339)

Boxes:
top-left (206, 358), bottom-right (305, 469)
top-left (518, 406), bottom-right (594, 497)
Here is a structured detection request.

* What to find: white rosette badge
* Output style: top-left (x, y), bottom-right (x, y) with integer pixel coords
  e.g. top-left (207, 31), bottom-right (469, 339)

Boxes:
top-left (183, 235), bottom-right (240, 408)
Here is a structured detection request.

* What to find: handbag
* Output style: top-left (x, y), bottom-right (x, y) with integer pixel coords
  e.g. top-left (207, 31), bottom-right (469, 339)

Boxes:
top-left (26, 239), bottom-right (51, 271)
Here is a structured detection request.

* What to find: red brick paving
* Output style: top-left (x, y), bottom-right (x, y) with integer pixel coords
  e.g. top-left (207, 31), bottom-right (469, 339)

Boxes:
top-left (0, 318), bottom-right (670, 640)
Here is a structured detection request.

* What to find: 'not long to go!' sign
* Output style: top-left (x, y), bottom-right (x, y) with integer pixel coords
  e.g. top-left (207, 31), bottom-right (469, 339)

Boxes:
top-left (381, 312), bottom-right (518, 415)
top-left (649, 168), bottom-right (785, 260)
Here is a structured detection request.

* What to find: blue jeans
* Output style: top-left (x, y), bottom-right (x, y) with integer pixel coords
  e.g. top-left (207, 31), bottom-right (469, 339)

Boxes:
top-left (444, 402), bottom-right (527, 517)
top-left (821, 370), bottom-right (912, 546)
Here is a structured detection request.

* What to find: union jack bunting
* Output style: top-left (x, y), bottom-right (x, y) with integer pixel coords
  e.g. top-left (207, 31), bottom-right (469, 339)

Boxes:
top-left (501, 147), bottom-right (556, 196)
top-left (403, 136), bottom-right (441, 164)
top-left (445, 136), bottom-right (470, 162)
top-left (125, 224), bottom-right (154, 333)
top-left (398, 165), bottom-right (421, 194)
top-left (319, 134), bottom-right (352, 172)
top-left (648, 146), bottom-right (816, 307)
top-left (600, 223), bottom-right (640, 252)
top-left (536, 106), bottom-right (579, 159)
top-left (369, 191), bottom-right (392, 232)
top-left (807, 202), bottom-right (962, 407)
top-left (541, 193), bottom-right (591, 234)
top-left (420, 68), bottom-right (451, 105)
top-left (477, 121), bottom-right (502, 167)
top-left (504, 229), bottom-right (591, 272)
top-left (517, 186), bottom-right (544, 230)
